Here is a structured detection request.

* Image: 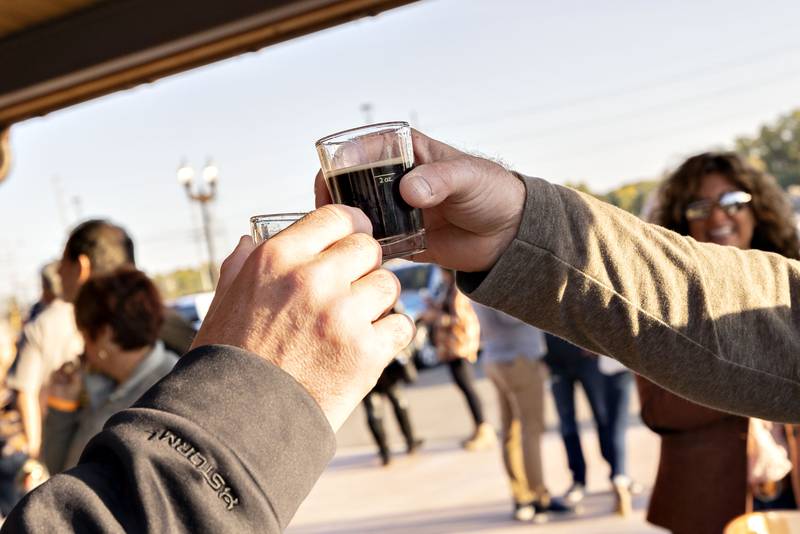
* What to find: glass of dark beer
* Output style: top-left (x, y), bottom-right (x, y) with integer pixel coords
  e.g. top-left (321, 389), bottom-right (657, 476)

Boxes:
top-left (315, 121), bottom-right (425, 260)
top-left (250, 212), bottom-right (307, 245)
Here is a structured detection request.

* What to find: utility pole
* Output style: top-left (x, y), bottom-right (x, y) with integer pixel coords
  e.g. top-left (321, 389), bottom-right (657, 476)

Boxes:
top-left (177, 159), bottom-right (219, 287)
top-left (71, 196), bottom-right (83, 223)
top-left (360, 102), bottom-right (374, 125)
top-left (51, 175), bottom-right (69, 231)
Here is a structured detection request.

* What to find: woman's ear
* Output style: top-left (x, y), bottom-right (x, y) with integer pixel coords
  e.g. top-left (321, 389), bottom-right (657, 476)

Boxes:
top-left (77, 254), bottom-right (92, 285)
top-left (96, 325), bottom-right (116, 356)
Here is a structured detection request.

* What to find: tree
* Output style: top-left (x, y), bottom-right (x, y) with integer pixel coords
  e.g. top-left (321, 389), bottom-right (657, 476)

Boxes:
top-left (736, 110), bottom-right (800, 188)
top-left (564, 180), bottom-right (660, 216)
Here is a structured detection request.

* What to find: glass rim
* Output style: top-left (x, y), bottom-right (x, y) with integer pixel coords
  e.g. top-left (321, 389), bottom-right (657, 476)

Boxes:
top-left (250, 212), bottom-right (308, 224)
top-left (315, 121), bottom-right (410, 147)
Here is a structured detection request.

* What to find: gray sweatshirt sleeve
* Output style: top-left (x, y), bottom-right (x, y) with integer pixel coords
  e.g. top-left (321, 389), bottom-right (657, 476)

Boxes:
top-left (459, 175), bottom-right (800, 423)
top-left (2, 345), bottom-right (336, 533)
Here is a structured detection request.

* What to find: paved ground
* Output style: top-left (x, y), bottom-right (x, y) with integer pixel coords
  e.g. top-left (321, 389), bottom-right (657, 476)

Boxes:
top-left (288, 364), bottom-right (668, 534)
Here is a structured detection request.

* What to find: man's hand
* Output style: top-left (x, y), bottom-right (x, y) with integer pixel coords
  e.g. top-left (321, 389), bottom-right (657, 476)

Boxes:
top-left (315, 130), bottom-right (526, 272)
top-left (192, 206), bottom-right (415, 430)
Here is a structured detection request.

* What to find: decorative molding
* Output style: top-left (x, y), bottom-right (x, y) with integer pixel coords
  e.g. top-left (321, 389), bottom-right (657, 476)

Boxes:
top-left (0, 126), bottom-right (10, 184)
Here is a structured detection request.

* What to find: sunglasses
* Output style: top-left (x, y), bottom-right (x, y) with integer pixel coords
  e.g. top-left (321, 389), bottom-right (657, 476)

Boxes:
top-left (685, 191), bottom-right (752, 222)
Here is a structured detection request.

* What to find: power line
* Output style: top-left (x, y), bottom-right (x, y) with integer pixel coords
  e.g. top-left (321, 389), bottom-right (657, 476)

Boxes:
top-left (486, 67), bottom-right (800, 147)
top-left (430, 40), bottom-right (800, 131)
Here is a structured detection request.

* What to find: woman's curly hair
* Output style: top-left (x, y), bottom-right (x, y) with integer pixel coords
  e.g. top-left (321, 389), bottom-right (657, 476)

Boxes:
top-left (650, 152), bottom-right (800, 259)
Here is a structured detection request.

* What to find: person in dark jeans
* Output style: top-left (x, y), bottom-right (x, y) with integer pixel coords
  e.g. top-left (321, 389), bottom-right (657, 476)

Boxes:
top-left (544, 335), bottom-right (638, 514)
top-left (362, 356), bottom-right (423, 466)
top-left (545, 335), bottom-right (611, 491)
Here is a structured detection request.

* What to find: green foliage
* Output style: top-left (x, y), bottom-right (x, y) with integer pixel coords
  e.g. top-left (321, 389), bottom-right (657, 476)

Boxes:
top-left (735, 110), bottom-right (800, 188)
top-left (153, 266), bottom-right (210, 301)
top-left (565, 180), bottom-right (660, 216)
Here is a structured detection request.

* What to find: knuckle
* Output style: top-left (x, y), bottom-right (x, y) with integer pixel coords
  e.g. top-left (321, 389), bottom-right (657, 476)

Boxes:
top-left (316, 204), bottom-right (350, 228)
top-left (373, 268), bottom-right (401, 297)
top-left (348, 233), bottom-right (381, 260)
top-left (382, 314), bottom-right (415, 347)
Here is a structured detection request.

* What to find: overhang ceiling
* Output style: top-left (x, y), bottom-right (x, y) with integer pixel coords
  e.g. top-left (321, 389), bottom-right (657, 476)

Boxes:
top-left (0, 0), bottom-right (102, 40)
top-left (0, 0), bottom-right (416, 125)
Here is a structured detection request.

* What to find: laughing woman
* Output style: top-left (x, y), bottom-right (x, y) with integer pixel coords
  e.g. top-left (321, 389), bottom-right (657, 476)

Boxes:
top-left (637, 152), bottom-right (800, 534)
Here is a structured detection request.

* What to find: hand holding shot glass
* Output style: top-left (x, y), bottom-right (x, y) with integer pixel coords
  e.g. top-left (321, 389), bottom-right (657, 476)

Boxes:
top-left (315, 121), bottom-right (425, 260)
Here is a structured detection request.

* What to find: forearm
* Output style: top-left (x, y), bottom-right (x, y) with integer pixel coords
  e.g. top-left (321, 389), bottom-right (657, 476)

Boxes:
top-left (16, 390), bottom-right (41, 458)
top-left (3, 345), bottom-right (336, 532)
top-left (460, 176), bottom-right (800, 422)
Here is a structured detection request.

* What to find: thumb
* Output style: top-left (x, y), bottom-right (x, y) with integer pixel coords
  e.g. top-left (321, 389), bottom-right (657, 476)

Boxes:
top-left (202, 235), bottom-right (255, 325)
top-left (400, 157), bottom-right (484, 209)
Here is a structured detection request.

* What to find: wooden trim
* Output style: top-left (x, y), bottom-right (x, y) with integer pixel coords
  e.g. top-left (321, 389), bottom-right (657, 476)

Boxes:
top-left (0, 126), bottom-right (10, 184)
top-left (0, 0), bottom-right (415, 124)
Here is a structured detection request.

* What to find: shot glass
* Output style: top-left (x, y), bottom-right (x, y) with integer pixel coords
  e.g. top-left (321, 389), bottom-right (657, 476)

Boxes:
top-left (250, 212), bottom-right (307, 245)
top-left (315, 121), bottom-right (425, 260)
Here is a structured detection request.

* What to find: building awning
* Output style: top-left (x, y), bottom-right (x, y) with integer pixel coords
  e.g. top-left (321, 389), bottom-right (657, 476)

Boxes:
top-left (0, 0), bottom-right (416, 180)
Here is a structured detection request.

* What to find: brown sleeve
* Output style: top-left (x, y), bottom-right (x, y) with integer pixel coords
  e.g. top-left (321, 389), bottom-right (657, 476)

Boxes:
top-left (459, 175), bottom-right (800, 423)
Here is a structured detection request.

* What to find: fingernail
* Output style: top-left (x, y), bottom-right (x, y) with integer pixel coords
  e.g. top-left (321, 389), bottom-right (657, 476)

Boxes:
top-left (407, 175), bottom-right (433, 199)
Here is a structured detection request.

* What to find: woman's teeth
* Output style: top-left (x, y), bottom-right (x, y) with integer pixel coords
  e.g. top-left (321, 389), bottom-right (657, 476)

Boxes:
top-left (709, 226), bottom-right (734, 237)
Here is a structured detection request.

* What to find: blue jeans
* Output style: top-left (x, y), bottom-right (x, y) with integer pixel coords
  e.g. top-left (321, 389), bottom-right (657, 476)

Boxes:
top-left (548, 356), bottom-right (612, 485)
top-left (0, 451), bottom-right (26, 516)
top-left (602, 370), bottom-right (633, 479)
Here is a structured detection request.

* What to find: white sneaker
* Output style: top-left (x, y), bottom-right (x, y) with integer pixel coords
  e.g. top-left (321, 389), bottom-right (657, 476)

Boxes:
top-left (564, 482), bottom-right (585, 506)
top-left (513, 502), bottom-right (535, 522)
top-left (612, 475), bottom-right (632, 517)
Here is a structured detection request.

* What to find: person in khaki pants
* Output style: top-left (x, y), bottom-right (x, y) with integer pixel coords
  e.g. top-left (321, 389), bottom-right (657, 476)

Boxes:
top-left (474, 303), bottom-right (570, 522)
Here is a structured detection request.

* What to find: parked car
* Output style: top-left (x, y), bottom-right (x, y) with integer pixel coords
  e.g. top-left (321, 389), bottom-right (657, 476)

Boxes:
top-left (167, 291), bottom-right (214, 331)
top-left (386, 261), bottom-right (444, 368)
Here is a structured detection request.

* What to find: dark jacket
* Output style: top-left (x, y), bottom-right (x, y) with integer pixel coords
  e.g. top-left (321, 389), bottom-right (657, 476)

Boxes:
top-left (2, 345), bottom-right (335, 532)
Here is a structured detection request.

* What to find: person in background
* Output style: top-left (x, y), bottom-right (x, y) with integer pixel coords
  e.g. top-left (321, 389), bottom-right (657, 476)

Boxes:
top-left (20, 262), bottom-right (60, 331)
top-left (361, 307), bottom-right (423, 466)
top-left (475, 303), bottom-right (569, 522)
top-left (55, 220), bottom-right (195, 356)
top-left (0, 319), bottom-right (25, 518)
top-left (6, 268), bottom-right (84, 469)
top-left (425, 269), bottom-right (495, 451)
top-left (639, 152), bottom-right (800, 534)
top-left (43, 268), bottom-right (178, 473)
top-left (543, 335), bottom-right (613, 506)
top-left (9, 219), bottom-right (195, 475)
top-left (596, 354), bottom-right (636, 516)
top-left (0, 262), bottom-right (61, 517)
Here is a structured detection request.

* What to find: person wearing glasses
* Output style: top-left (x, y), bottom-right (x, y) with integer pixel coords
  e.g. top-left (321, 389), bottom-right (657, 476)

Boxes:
top-left (636, 153), bottom-right (800, 534)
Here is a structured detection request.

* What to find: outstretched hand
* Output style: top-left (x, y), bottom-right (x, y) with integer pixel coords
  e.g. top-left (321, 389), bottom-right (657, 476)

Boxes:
top-left (315, 130), bottom-right (525, 272)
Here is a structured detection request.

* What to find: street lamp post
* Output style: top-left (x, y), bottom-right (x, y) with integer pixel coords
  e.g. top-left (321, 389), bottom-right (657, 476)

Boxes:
top-left (177, 159), bottom-right (219, 287)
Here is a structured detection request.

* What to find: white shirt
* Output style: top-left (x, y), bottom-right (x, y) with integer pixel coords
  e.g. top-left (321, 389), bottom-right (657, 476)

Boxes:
top-left (598, 354), bottom-right (628, 375)
top-left (7, 300), bottom-right (84, 394)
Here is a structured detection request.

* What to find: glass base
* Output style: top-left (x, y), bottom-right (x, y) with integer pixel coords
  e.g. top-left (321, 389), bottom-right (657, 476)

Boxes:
top-left (379, 230), bottom-right (426, 260)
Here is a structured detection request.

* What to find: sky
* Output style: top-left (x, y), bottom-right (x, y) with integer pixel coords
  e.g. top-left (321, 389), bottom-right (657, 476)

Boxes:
top-left (3, 0), bottom-right (800, 302)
